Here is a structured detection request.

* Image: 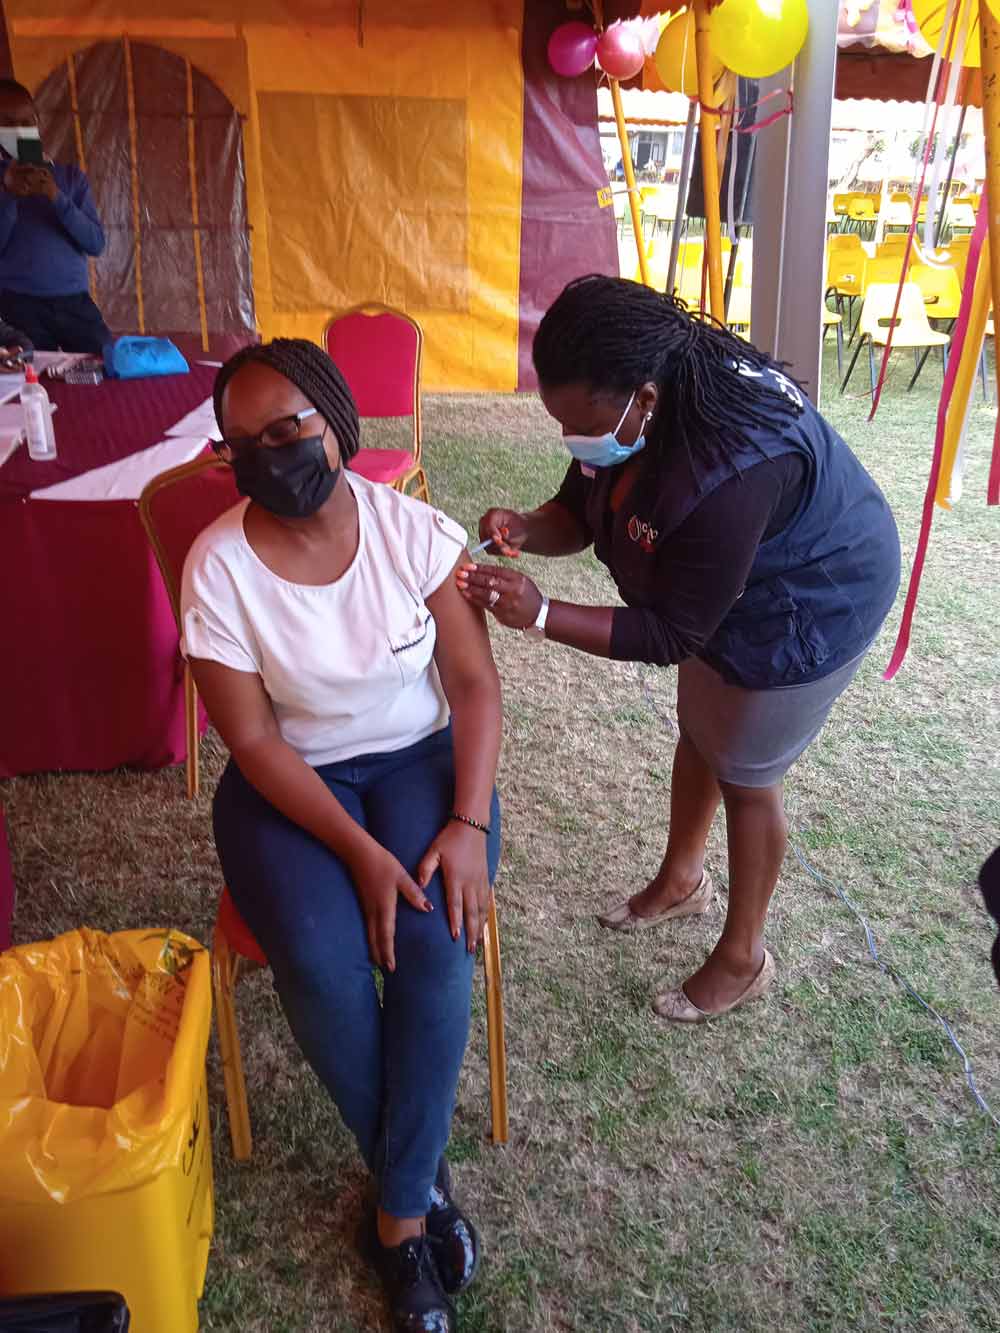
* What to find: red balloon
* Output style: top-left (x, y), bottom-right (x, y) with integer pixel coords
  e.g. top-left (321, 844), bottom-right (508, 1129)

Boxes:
top-left (596, 20), bottom-right (647, 80)
top-left (547, 21), bottom-right (598, 79)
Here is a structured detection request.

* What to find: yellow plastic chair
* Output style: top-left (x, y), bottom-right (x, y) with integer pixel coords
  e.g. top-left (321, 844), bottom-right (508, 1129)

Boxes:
top-left (841, 282), bottom-right (949, 402)
top-left (832, 192), bottom-right (854, 227)
top-left (862, 256), bottom-right (907, 294)
top-left (826, 250), bottom-right (866, 331)
top-left (847, 194), bottom-right (878, 237)
top-left (909, 262), bottom-right (963, 321)
top-left (948, 200), bottom-right (977, 233)
top-left (907, 262), bottom-right (974, 389)
top-left (726, 283), bottom-right (752, 331)
top-left (633, 237), bottom-right (673, 290)
top-left (829, 233), bottom-right (863, 253)
top-left (876, 235), bottom-right (911, 258)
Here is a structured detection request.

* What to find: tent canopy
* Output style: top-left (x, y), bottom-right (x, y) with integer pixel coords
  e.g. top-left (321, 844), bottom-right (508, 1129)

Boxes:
top-left (2, 0), bottom-right (620, 391)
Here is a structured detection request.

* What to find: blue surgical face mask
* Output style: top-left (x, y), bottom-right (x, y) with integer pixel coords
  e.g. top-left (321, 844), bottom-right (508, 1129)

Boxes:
top-left (563, 391), bottom-right (651, 469)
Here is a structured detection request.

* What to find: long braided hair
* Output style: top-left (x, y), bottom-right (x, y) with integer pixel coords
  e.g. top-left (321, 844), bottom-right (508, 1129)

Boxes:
top-left (214, 338), bottom-right (361, 461)
top-left (533, 275), bottom-right (803, 469)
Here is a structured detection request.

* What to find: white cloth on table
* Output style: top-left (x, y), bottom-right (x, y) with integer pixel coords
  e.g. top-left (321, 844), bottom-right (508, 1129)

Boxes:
top-left (163, 397), bottom-right (221, 442)
top-left (29, 436), bottom-right (210, 501)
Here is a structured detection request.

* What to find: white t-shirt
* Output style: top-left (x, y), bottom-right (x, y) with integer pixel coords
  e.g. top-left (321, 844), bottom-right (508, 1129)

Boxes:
top-left (180, 473), bottom-right (468, 766)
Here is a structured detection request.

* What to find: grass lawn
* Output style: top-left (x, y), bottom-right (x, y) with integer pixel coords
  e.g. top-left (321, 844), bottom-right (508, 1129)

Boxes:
top-left (3, 339), bottom-right (999, 1331)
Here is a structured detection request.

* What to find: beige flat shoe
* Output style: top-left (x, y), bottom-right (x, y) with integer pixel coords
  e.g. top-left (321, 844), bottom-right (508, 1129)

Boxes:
top-left (597, 872), bottom-right (714, 932)
top-left (652, 949), bottom-right (776, 1023)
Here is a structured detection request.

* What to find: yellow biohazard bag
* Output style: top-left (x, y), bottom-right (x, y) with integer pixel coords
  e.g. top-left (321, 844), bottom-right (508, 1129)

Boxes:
top-left (0, 928), bottom-right (213, 1333)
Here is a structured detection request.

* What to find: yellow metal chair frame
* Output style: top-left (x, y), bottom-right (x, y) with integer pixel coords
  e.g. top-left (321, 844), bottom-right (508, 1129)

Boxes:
top-left (323, 302), bottom-right (430, 504)
top-left (214, 895), bottom-right (510, 1161)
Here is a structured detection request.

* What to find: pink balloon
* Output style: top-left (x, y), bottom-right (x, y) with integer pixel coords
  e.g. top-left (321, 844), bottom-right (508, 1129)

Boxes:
top-left (596, 21), bottom-right (647, 80)
top-left (547, 21), bottom-right (598, 79)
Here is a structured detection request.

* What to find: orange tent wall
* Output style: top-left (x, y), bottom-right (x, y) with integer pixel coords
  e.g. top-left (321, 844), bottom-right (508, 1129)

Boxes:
top-left (4, 2), bottom-right (527, 391)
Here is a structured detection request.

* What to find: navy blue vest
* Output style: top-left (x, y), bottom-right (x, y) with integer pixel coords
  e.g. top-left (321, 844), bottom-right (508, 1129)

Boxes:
top-left (597, 368), bottom-right (901, 689)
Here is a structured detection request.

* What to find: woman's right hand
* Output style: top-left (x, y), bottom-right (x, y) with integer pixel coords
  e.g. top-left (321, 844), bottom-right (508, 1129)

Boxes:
top-left (478, 508), bottom-right (529, 559)
top-left (348, 841), bottom-right (433, 972)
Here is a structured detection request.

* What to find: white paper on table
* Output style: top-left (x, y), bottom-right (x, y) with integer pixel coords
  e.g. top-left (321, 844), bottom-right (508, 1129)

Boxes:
top-left (163, 396), bottom-right (221, 442)
top-left (30, 435), bottom-right (211, 501)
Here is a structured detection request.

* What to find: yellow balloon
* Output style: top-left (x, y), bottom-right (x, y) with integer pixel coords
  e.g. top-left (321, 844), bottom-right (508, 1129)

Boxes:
top-left (911, 0), bottom-right (980, 69)
top-left (654, 10), bottom-right (722, 97)
top-left (710, 0), bottom-right (809, 79)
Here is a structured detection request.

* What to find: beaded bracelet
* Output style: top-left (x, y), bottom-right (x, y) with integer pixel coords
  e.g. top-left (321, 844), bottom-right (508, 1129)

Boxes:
top-left (449, 811), bottom-right (492, 835)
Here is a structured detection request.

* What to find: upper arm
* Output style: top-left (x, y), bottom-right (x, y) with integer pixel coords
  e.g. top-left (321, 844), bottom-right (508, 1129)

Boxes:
top-left (427, 553), bottom-right (500, 699)
top-left (188, 657), bottom-right (279, 755)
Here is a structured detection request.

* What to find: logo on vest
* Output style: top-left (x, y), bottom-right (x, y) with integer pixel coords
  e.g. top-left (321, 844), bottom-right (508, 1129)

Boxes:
top-left (627, 514), bottom-right (658, 552)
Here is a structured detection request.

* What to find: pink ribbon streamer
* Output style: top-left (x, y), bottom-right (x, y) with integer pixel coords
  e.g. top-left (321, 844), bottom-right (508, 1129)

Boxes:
top-left (698, 88), bottom-right (793, 134)
top-left (883, 195), bottom-right (989, 680)
top-left (988, 422), bottom-right (1000, 506)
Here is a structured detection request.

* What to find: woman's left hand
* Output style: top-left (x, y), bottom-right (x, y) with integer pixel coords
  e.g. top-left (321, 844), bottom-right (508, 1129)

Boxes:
top-left (418, 821), bottom-right (491, 952)
top-left (455, 561), bottom-right (542, 630)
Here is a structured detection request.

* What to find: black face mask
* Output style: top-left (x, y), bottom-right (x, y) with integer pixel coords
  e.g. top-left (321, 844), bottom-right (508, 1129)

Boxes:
top-left (232, 433), bottom-right (340, 518)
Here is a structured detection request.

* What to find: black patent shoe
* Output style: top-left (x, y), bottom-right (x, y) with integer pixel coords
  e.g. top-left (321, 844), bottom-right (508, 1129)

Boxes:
top-left (369, 1227), bottom-right (456, 1333)
top-left (426, 1158), bottom-right (480, 1294)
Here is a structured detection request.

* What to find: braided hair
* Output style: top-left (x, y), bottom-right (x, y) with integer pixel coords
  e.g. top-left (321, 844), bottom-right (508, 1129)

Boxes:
top-left (533, 275), bottom-right (803, 469)
top-left (214, 338), bottom-right (360, 461)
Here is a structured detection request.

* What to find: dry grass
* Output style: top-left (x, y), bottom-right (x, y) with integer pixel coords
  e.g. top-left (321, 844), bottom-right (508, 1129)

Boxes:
top-left (3, 341), bottom-right (999, 1332)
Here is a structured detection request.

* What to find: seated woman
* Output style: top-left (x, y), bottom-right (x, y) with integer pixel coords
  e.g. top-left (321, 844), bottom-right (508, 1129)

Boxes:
top-left (181, 339), bottom-right (502, 1333)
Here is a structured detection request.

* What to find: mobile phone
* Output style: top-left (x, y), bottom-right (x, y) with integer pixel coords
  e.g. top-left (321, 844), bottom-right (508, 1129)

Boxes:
top-left (17, 137), bottom-right (45, 166)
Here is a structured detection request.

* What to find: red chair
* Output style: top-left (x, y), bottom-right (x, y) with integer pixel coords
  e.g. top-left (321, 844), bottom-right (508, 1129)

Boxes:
top-left (139, 457), bottom-right (509, 1162)
top-left (324, 303), bottom-right (430, 502)
top-left (138, 454), bottom-right (240, 799)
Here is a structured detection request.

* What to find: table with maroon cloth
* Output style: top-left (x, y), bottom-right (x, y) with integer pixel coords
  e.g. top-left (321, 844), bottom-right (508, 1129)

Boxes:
top-left (0, 363), bottom-right (220, 778)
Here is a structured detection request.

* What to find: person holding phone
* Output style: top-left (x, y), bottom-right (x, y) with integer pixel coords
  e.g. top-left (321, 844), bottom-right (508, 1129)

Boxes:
top-left (0, 79), bottom-right (111, 354)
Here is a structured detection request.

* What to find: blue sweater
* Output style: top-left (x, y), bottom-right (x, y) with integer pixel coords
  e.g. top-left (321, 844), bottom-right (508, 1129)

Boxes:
top-left (0, 158), bottom-right (105, 297)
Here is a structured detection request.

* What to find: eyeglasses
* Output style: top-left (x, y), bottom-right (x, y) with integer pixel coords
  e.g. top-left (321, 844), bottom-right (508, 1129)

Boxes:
top-left (214, 407), bottom-right (320, 462)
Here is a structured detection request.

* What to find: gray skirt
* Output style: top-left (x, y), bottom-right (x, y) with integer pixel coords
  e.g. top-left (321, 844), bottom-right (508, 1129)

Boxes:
top-left (676, 651), bottom-right (868, 788)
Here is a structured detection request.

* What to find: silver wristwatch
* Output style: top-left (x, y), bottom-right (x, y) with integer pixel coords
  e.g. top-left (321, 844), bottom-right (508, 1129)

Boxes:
top-left (524, 595), bottom-right (550, 642)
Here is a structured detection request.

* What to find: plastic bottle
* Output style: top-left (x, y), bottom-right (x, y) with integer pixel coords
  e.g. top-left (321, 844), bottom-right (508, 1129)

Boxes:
top-left (21, 365), bottom-right (57, 461)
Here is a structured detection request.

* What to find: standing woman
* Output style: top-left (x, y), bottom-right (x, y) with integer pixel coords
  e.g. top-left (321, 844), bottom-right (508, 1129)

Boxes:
top-left (458, 276), bottom-right (900, 1024)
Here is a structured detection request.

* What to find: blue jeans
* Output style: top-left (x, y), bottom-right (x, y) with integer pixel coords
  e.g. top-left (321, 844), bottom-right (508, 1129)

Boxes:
top-left (212, 725), bottom-right (501, 1217)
